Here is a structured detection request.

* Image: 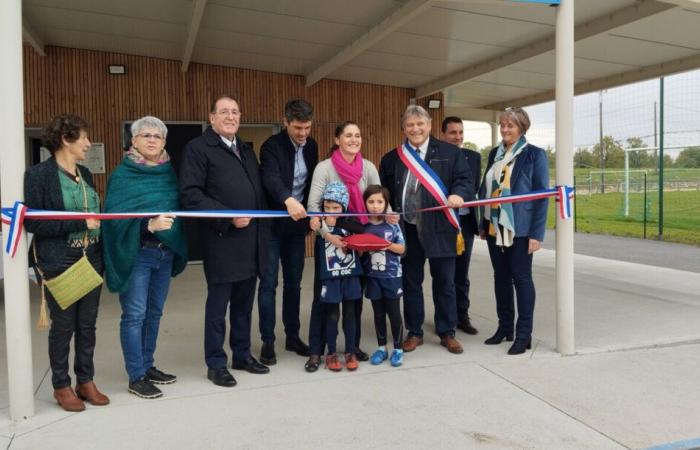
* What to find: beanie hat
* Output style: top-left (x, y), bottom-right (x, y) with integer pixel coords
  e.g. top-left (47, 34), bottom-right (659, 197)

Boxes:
top-left (322, 181), bottom-right (349, 211)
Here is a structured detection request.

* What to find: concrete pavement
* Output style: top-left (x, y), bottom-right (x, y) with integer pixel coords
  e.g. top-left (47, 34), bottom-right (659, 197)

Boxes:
top-left (1, 236), bottom-right (699, 449)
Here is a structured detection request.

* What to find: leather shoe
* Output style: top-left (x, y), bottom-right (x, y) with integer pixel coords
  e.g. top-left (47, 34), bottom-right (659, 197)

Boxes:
top-left (402, 335), bottom-right (424, 352)
top-left (207, 368), bottom-right (237, 387)
top-left (54, 386), bottom-right (85, 412)
top-left (75, 380), bottom-right (110, 406)
top-left (354, 348), bottom-right (369, 362)
top-left (457, 317), bottom-right (478, 335)
top-left (484, 328), bottom-right (514, 345)
top-left (508, 337), bottom-right (532, 355)
top-left (285, 336), bottom-right (310, 357)
top-left (305, 355), bottom-right (321, 373)
top-left (260, 341), bottom-right (277, 365)
top-left (440, 335), bottom-right (464, 354)
top-left (232, 356), bottom-right (270, 374)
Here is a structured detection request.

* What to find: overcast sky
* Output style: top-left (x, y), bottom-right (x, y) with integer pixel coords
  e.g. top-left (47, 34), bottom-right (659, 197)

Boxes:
top-left (463, 68), bottom-right (700, 157)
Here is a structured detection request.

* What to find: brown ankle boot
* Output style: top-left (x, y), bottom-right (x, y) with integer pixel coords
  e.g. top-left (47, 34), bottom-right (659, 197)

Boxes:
top-left (76, 380), bottom-right (110, 406)
top-left (54, 386), bottom-right (86, 412)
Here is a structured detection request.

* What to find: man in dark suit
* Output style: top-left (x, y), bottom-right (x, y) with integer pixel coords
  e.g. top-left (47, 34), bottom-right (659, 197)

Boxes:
top-left (180, 95), bottom-right (270, 387)
top-left (441, 116), bottom-right (481, 335)
top-left (379, 105), bottom-right (474, 354)
top-left (257, 99), bottom-right (318, 365)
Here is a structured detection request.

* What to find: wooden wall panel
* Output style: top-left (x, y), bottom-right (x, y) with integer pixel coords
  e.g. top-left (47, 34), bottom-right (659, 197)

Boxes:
top-left (22, 46), bottom-right (449, 199)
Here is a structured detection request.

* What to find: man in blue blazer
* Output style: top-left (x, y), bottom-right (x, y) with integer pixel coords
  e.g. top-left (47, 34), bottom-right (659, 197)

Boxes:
top-left (441, 116), bottom-right (481, 336)
top-left (257, 99), bottom-right (318, 366)
top-left (379, 105), bottom-right (474, 354)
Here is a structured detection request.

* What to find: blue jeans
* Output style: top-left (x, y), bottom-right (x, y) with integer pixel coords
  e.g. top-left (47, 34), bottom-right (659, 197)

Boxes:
top-left (119, 247), bottom-right (174, 382)
top-left (257, 232), bottom-right (306, 343)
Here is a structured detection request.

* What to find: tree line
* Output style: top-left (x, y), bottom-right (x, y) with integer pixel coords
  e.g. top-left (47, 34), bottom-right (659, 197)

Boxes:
top-left (461, 138), bottom-right (700, 170)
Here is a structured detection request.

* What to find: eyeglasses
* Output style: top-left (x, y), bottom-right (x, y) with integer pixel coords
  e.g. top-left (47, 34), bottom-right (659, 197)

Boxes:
top-left (137, 133), bottom-right (164, 141)
top-left (215, 109), bottom-right (241, 117)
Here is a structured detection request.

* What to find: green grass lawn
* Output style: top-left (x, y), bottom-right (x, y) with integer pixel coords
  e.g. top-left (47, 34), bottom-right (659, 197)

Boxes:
top-left (546, 190), bottom-right (700, 246)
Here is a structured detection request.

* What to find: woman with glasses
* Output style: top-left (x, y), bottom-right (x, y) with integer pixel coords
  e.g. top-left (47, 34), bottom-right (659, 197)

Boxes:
top-left (479, 107), bottom-right (549, 355)
top-left (103, 116), bottom-right (188, 399)
top-left (24, 114), bottom-right (109, 411)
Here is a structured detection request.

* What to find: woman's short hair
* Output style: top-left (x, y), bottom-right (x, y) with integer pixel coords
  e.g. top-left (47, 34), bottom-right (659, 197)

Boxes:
top-left (131, 116), bottom-right (168, 140)
top-left (500, 107), bottom-right (531, 134)
top-left (363, 184), bottom-right (391, 213)
top-left (41, 114), bottom-right (89, 155)
top-left (401, 105), bottom-right (431, 126)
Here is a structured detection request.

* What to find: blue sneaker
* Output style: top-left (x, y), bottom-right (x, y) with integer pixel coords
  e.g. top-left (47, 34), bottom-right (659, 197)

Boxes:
top-left (390, 349), bottom-right (404, 367)
top-left (370, 348), bottom-right (388, 365)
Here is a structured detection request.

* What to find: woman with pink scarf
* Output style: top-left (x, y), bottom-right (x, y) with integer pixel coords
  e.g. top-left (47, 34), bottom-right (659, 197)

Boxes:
top-left (305, 121), bottom-right (392, 371)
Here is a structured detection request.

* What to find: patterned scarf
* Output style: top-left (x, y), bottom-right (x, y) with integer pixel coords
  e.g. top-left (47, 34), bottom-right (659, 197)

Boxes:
top-left (483, 136), bottom-right (528, 247)
top-left (331, 149), bottom-right (368, 223)
top-left (126, 146), bottom-right (170, 166)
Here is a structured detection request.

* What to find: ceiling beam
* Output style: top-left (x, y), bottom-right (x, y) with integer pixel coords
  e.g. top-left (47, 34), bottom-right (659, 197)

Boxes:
top-left (657, 0), bottom-right (700, 11)
top-left (444, 106), bottom-right (500, 123)
top-left (22, 16), bottom-right (45, 57)
top-left (415, 0), bottom-right (675, 97)
top-left (479, 52), bottom-right (700, 110)
top-left (181, 0), bottom-right (208, 73)
top-left (305, 0), bottom-right (438, 87)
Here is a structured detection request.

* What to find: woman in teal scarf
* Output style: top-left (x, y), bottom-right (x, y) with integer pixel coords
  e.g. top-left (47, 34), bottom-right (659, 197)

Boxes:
top-left (103, 116), bottom-right (187, 399)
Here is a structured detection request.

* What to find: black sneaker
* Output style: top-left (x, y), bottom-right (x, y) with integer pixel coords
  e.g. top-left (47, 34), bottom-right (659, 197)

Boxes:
top-left (355, 348), bottom-right (370, 362)
top-left (145, 367), bottom-right (177, 385)
top-left (128, 378), bottom-right (163, 399)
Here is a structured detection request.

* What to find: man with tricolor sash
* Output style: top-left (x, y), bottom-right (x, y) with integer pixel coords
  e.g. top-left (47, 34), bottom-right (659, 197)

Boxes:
top-left (379, 105), bottom-right (474, 354)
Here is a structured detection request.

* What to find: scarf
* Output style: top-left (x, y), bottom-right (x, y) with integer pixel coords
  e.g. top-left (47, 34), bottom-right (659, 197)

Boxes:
top-left (331, 149), bottom-right (368, 223)
top-left (102, 157), bottom-right (187, 293)
top-left (483, 136), bottom-right (528, 247)
top-left (126, 146), bottom-right (171, 165)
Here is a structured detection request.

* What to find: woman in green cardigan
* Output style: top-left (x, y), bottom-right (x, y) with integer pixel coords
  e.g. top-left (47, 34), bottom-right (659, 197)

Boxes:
top-left (103, 116), bottom-right (187, 399)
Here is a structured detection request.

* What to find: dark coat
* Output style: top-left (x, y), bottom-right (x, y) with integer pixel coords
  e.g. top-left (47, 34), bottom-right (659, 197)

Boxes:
top-left (24, 157), bottom-right (101, 275)
top-left (179, 126), bottom-right (269, 284)
top-left (379, 136), bottom-right (474, 258)
top-left (460, 149), bottom-right (481, 235)
top-left (478, 143), bottom-right (549, 242)
top-left (259, 130), bottom-right (318, 236)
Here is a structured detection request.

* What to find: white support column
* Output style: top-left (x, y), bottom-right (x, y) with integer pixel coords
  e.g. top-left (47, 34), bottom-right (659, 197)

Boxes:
top-left (490, 122), bottom-right (499, 148)
top-left (1, 0), bottom-right (35, 420)
top-left (555, 0), bottom-right (575, 355)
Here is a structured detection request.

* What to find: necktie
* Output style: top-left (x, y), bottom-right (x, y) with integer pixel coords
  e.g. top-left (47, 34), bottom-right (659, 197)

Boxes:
top-left (230, 142), bottom-right (241, 159)
top-left (404, 150), bottom-right (421, 224)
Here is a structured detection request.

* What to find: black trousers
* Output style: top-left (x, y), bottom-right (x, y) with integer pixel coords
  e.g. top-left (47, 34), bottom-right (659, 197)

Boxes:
top-left (454, 223), bottom-right (476, 320)
top-left (44, 245), bottom-right (103, 389)
top-left (402, 223), bottom-right (458, 338)
top-left (371, 298), bottom-right (403, 348)
top-left (323, 300), bottom-right (357, 354)
top-left (205, 276), bottom-right (257, 368)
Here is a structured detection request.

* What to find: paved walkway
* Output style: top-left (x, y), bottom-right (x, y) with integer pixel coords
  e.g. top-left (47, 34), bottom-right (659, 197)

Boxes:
top-left (1, 233), bottom-right (700, 449)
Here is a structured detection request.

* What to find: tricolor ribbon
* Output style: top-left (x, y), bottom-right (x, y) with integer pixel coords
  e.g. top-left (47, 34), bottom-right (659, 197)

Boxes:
top-left (1, 186), bottom-right (574, 257)
top-left (396, 143), bottom-right (460, 230)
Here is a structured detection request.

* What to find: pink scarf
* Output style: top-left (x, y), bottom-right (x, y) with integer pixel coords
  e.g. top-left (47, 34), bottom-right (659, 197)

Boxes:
top-left (331, 149), bottom-right (367, 223)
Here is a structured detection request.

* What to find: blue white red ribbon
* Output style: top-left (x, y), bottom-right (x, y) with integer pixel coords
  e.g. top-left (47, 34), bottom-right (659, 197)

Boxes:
top-left (1, 186), bottom-right (574, 257)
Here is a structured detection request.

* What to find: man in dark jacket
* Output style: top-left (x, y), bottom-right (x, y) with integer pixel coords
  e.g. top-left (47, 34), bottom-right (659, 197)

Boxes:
top-left (257, 99), bottom-right (318, 365)
top-left (379, 105), bottom-right (474, 355)
top-left (441, 116), bottom-right (481, 336)
top-left (180, 95), bottom-right (270, 387)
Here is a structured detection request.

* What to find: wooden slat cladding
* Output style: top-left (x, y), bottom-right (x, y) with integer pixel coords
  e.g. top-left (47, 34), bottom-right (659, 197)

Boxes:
top-left (23, 46), bottom-right (445, 256)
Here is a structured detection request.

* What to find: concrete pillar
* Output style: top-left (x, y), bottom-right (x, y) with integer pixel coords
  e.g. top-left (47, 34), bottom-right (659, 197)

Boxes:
top-left (1, 0), bottom-right (35, 420)
top-left (490, 122), bottom-right (499, 148)
top-left (555, 0), bottom-right (575, 355)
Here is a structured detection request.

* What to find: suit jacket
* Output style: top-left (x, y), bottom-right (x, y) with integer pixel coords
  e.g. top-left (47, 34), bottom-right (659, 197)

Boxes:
top-left (478, 143), bottom-right (549, 242)
top-left (460, 149), bottom-right (481, 235)
top-left (259, 130), bottom-right (318, 236)
top-left (179, 126), bottom-right (269, 284)
top-left (379, 136), bottom-right (474, 258)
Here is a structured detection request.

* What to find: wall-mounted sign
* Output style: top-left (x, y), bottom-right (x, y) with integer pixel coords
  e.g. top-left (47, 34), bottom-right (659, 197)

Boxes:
top-left (42, 143), bottom-right (106, 174)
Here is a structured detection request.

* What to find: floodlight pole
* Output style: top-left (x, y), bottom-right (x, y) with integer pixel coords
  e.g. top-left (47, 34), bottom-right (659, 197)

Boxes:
top-left (555, 0), bottom-right (575, 355)
top-left (0, 0), bottom-right (35, 420)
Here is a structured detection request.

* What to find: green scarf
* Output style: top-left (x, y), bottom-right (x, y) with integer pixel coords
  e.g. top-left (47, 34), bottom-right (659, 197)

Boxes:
top-left (102, 157), bottom-right (188, 293)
